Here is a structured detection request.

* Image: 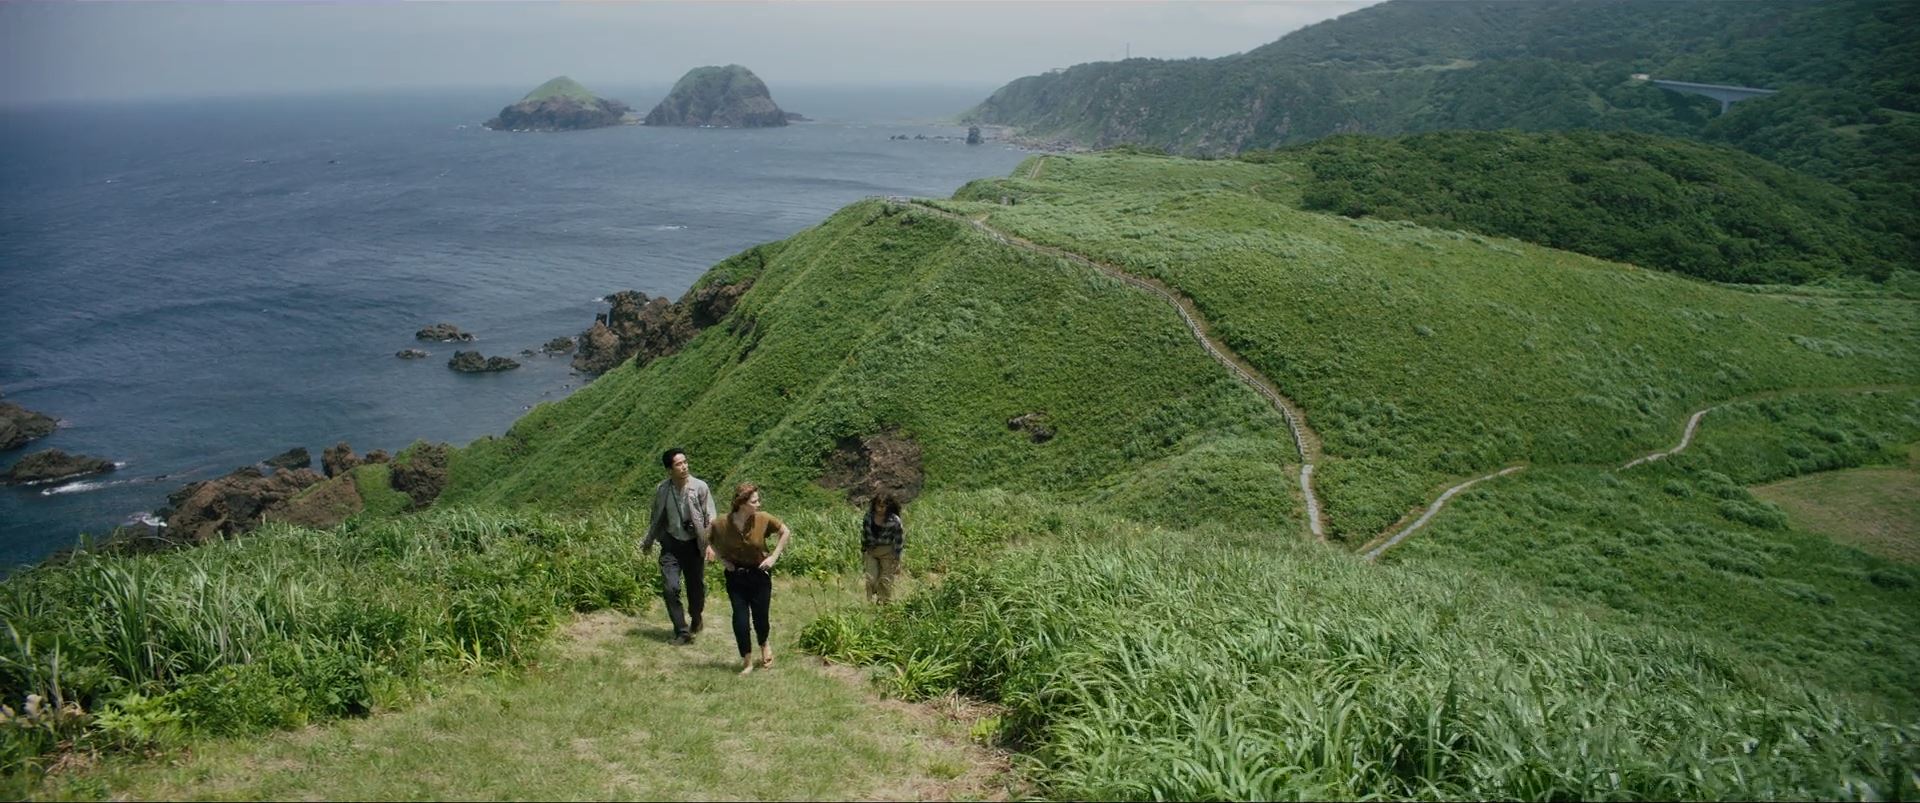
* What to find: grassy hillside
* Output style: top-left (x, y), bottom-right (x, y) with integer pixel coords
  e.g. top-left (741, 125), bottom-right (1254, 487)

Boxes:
top-left (444, 201), bottom-right (1301, 532)
top-left (8, 152), bottom-right (1918, 797)
top-left (951, 153), bottom-right (1919, 540)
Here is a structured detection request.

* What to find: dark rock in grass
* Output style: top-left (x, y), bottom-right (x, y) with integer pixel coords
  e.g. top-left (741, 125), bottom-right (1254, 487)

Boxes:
top-left (542, 336), bottom-right (577, 354)
top-left (264, 447), bottom-right (311, 472)
top-left (264, 471), bottom-right (365, 529)
top-left (396, 348), bottom-right (431, 359)
top-left (3, 449), bottom-right (115, 485)
top-left (448, 351), bottom-right (520, 373)
top-left (162, 465), bottom-right (325, 543)
top-left (364, 449), bottom-right (391, 465)
top-left (415, 323), bottom-right (475, 342)
top-left (817, 430), bottom-right (924, 507)
top-left (322, 441), bottom-right (361, 478)
top-left (0, 402), bottom-right (59, 450)
top-left (1007, 412), bottom-right (1055, 444)
top-left (389, 442), bottom-right (451, 509)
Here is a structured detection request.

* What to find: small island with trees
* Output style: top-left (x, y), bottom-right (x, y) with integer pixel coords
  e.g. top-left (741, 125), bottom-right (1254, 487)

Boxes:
top-left (484, 76), bottom-right (633, 132)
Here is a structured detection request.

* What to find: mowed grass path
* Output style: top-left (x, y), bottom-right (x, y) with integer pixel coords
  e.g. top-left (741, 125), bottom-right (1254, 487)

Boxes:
top-left (1754, 444), bottom-right (1920, 565)
top-left (42, 579), bottom-right (1011, 801)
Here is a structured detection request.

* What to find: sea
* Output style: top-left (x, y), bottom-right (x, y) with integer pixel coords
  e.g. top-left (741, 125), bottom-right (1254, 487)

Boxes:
top-left (0, 85), bottom-right (1028, 569)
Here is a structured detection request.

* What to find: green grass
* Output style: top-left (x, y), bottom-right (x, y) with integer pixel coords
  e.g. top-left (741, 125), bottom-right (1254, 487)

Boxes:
top-left (520, 76), bottom-right (602, 104)
top-left (802, 497), bottom-right (1920, 800)
top-left (444, 200), bottom-right (1300, 534)
top-left (1752, 442), bottom-right (1920, 565)
top-left (30, 582), bottom-right (1009, 802)
top-left (951, 153), bottom-right (1920, 539)
top-left (1387, 389), bottom-right (1920, 714)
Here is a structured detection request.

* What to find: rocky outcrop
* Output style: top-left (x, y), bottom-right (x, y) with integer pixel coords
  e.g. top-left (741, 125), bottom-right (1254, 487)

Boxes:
top-left (264, 472), bottom-right (365, 530)
top-left (264, 447), bottom-right (311, 471)
top-left (645, 65), bottom-right (791, 128)
top-left (415, 323), bottom-right (475, 342)
top-left (449, 351), bottom-right (520, 373)
top-left (365, 449), bottom-right (391, 465)
top-left (817, 430), bottom-right (924, 506)
top-left (484, 76), bottom-right (632, 132)
top-left (3, 449), bottom-right (115, 485)
top-left (967, 126), bottom-right (983, 145)
top-left (390, 443), bottom-right (451, 509)
top-left (161, 465), bottom-right (325, 543)
top-left (1007, 412), bottom-right (1055, 443)
top-left (542, 336), bottom-right (576, 355)
top-left (322, 442), bottom-right (361, 478)
top-left (0, 402), bottom-right (58, 451)
top-left (396, 348), bottom-right (431, 359)
top-left (572, 278), bottom-right (753, 374)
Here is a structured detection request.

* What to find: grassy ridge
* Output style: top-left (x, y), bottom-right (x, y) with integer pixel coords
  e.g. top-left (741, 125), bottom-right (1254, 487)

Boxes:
top-left (953, 153), bottom-right (1920, 539)
top-left (446, 200), bottom-right (1301, 533)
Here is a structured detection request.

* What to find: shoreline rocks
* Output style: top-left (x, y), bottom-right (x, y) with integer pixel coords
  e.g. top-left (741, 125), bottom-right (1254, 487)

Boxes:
top-left (396, 348), bottom-right (431, 359)
top-left (264, 447), bottom-right (311, 472)
top-left (2, 449), bottom-right (115, 485)
top-left (572, 272), bottom-right (753, 374)
top-left (449, 351), bottom-right (521, 373)
top-left (415, 323), bottom-right (475, 342)
top-left (0, 400), bottom-right (58, 451)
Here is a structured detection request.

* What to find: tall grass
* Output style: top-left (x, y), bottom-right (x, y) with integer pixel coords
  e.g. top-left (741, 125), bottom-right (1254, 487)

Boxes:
top-left (0, 506), bottom-right (652, 777)
top-left (804, 503), bottom-right (1919, 799)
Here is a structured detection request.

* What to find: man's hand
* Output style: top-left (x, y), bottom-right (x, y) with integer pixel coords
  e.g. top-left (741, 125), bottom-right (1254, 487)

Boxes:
top-left (640, 539), bottom-right (656, 556)
top-left (705, 546), bottom-right (717, 562)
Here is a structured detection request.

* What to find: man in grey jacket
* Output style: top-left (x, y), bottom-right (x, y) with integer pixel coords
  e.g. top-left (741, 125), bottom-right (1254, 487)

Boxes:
top-left (641, 447), bottom-right (715, 645)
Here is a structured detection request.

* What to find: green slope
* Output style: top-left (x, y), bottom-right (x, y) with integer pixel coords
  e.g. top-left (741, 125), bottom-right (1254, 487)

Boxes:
top-left (520, 75), bottom-right (602, 104)
top-left (10, 152), bottom-right (1920, 797)
top-left (950, 153), bottom-right (1920, 539)
top-left (444, 201), bottom-right (1301, 532)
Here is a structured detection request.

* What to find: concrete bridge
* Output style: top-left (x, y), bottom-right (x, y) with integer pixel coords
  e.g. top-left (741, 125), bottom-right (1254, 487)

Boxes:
top-left (1634, 75), bottom-right (1778, 113)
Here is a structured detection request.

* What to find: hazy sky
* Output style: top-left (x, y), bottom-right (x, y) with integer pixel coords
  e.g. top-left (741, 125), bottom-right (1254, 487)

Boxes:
top-left (0, 1), bottom-right (1377, 106)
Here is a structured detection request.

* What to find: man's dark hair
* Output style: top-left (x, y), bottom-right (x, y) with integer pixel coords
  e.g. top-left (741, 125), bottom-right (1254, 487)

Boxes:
top-left (871, 492), bottom-right (902, 519)
top-left (661, 447), bottom-right (687, 470)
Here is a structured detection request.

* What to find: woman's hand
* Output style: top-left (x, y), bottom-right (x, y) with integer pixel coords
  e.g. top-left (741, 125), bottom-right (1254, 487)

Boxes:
top-left (758, 556), bottom-right (776, 571)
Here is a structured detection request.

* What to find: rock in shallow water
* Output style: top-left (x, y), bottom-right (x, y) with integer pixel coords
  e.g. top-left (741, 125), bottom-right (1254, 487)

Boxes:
top-left (3, 449), bottom-right (115, 485)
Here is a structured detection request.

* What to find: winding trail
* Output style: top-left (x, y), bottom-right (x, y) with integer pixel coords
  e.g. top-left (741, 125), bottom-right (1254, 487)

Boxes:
top-left (1360, 466), bottom-right (1526, 563)
top-left (891, 194), bottom-right (1329, 540)
top-left (1363, 384), bottom-right (1919, 561)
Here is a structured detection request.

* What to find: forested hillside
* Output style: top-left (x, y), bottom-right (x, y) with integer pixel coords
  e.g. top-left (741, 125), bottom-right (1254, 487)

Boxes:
top-left (967, 0), bottom-right (1920, 273)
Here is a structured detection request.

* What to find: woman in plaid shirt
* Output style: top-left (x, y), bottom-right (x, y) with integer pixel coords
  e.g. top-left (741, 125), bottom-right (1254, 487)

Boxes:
top-left (860, 493), bottom-right (905, 603)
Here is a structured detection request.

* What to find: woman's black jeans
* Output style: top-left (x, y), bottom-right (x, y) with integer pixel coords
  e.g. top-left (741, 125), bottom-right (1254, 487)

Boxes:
top-left (724, 566), bottom-right (772, 657)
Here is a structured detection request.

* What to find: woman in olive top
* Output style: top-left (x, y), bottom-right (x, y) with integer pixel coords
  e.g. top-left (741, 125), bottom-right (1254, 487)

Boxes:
top-left (861, 493), bottom-right (905, 604)
top-left (708, 483), bottom-right (791, 675)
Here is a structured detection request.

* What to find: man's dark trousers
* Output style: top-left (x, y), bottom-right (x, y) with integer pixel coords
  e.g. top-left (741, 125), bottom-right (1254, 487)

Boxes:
top-left (659, 536), bottom-right (706, 638)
